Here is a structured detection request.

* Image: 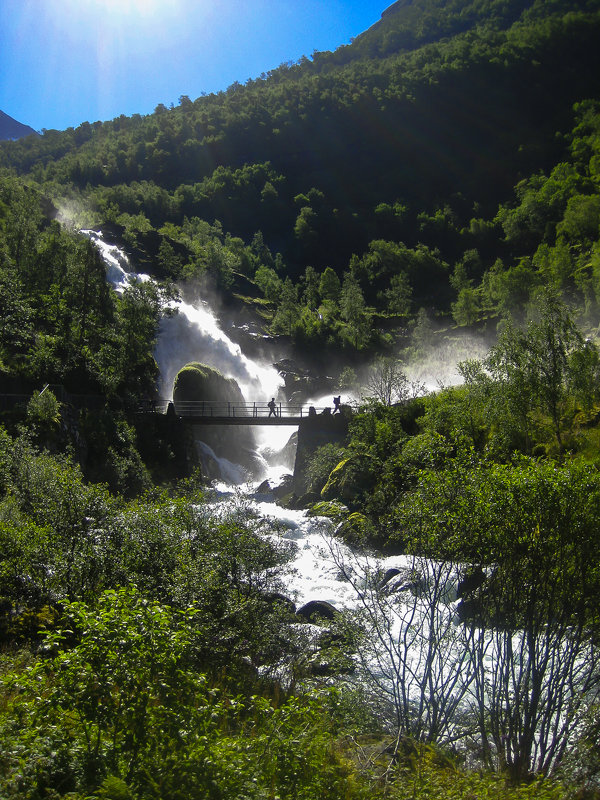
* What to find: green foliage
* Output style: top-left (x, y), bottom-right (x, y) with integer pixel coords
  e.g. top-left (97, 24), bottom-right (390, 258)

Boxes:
top-left (1, 3), bottom-right (600, 794)
top-left (0, 176), bottom-right (165, 399)
top-left (305, 442), bottom-right (348, 493)
top-left (0, 587), bottom-right (364, 799)
top-left (25, 388), bottom-right (62, 451)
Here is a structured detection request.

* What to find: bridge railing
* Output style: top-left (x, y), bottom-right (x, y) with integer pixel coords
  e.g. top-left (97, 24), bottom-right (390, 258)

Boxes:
top-left (160, 400), bottom-right (332, 418)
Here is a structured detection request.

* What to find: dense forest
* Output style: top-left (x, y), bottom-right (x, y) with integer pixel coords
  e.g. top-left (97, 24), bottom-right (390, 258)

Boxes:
top-left (2, 0), bottom-right (600, 797)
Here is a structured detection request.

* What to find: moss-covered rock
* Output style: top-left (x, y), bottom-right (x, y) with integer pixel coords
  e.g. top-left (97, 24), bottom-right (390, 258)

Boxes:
top-left (172, 362), bottom-right (257, 474)
top-left (335, 511), bottom-right (370, 545)
top-left (320, 453), bottom-right (377, 506)
top-left (173, 362), bottom-right (245, 405)
top-left (308, 500), bottom-right (349, 520)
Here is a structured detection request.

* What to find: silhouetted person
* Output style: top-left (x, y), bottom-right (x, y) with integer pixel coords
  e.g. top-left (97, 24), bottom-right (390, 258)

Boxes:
top-left (268, 398), bottom-right (277, 417)
top-left (333, 395), bottom-right (341, 413)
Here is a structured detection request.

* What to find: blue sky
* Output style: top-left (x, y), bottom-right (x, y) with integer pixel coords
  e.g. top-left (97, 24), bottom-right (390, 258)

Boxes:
top-left (0, 0), bottom-right (388, 133)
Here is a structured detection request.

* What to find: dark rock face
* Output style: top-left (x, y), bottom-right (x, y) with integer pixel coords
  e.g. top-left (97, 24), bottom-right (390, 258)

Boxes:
top-left (292, 411), bottom-right (350, 494)
top-left (173, 362), bottom-right (258, 472)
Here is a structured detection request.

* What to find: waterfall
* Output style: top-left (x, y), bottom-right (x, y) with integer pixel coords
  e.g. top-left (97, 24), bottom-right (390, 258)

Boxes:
top-left (155, 298), bottom-right (281, 402)
top-left (83, 229), bottom-right (467, 713)
top-left (83, 229), bottom-right (290, 478)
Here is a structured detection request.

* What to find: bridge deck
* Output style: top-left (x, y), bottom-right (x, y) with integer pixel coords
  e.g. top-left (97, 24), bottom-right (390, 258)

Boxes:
top-left (180, 415), bottom-right (304, 426)
top-left (162, 401), bottom-right (336, 425)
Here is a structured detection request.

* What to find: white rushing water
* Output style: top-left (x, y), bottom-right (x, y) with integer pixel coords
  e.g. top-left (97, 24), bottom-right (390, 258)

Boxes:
top-left (83, 229), bottom-right (293, 474)
top-left (83, 229), bottom-right (463, 620)
top-left (208, 478), bottom-right (418, 611)
top-left (155, 298), bottom-right (282, 404)
top-left (83, 228), bottom-right (441, 614)
top-left (82, 229), bottom-right (283, 404)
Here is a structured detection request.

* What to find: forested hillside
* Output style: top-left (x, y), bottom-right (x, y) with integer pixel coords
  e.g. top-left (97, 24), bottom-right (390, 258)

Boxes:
top-left (2, 1), bottom-right (600, 797)
top-left (2, 0), bottom-right (600, 358)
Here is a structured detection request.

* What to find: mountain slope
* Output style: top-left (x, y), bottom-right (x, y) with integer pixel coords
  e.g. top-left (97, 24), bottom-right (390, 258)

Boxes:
top-left (1, 0), bottom-right (600, 355)
top-left (0, 110), bottom-right (37, 141)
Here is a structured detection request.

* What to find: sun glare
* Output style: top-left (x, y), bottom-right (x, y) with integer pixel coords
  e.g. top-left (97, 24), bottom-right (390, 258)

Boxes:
top-left (88, 0), bottom-right (178, 19)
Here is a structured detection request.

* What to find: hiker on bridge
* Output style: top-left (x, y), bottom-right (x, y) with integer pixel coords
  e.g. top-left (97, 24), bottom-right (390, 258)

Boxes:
top-left (333, 395), bottom-right (341, 414)
top-left (268, 398), bottom-right (277, 417)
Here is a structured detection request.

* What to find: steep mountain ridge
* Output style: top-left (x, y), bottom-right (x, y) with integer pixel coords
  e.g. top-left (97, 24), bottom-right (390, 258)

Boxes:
top-left (0, 110), bottom-right (38, 141)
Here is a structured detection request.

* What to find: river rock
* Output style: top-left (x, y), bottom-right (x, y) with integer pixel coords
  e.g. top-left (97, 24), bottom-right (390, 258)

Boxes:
top-left (272, 473), bottom-right (294, 498)
top-left (334, 511), bottom-right (369, 545)
top-left (307, 500), bottom-right (348, 519)
top-left (378, 567), bottom-right (402, 589)
top-left (255, 479), bottom-right (272, 495)
top-left (382, 568), bottom-right (426, 596)
top-left (296, 600), bottom-right (338, 622)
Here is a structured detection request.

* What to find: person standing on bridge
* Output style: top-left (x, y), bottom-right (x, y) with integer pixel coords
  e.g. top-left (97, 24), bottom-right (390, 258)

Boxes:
top-left (333, 395), bottom-right (341, 414)
top-left (268, 398), bottom-right (277, 417)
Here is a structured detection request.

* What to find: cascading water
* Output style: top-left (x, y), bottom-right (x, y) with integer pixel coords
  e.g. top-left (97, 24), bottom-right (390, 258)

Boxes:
top-left (83, 229), bottom-right (292, 479)
top-left (84, 230), bottom-right (582, 758)
top-left (154, 298), bottom-right (281, 404)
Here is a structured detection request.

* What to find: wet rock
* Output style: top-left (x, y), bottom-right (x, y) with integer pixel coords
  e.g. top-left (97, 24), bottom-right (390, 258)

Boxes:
top-left (383, 568), bottom-right (426, 596)
top-left (272, 473), bottom-right (294, 499)
top-left (378, 567), bottom-right (402, 589)
top-left (296, 600), bottom-right (338, 622)
top-left (334, 511), bottom-right (369, 545)
top-left (308, 500), bottom-right (348, 519)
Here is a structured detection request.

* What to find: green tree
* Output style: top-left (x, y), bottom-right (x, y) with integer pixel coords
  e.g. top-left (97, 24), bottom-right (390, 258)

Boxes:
top-left (301, 265), bottom-right (320, 309)
top-left (254, 263), bottom-right (282, 301)
top-left (272, 277), bottom-right (300, 335)
top-left (319, 267), bottom-right (341, 303)
top-left (485, 292), bottom-right (592, 451)
top-left (395, 454), bottom-right (600, 783)
top-left (340, 273), bottom-right (369, 348)
top-left (384, 271), bottom-right (412, 315)
top-left (451, 286), bottom-right (481, 326)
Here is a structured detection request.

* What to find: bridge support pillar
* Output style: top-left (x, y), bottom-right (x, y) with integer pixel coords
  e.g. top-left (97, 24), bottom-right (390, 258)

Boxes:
top-left (293, 411), bottom-right (349, 495)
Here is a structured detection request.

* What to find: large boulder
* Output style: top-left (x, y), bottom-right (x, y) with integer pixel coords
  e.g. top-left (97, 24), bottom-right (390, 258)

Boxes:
top-left (173, 362), bottom-right (257, 474)
top-left (173, 362), bottom-right (245, 406)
